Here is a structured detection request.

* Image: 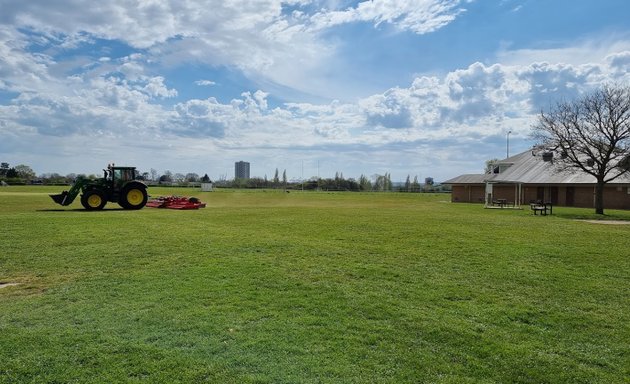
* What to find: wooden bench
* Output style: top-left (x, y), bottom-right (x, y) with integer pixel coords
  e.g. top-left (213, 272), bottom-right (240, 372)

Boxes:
top-left (530, 202), bottom-right (552, 215)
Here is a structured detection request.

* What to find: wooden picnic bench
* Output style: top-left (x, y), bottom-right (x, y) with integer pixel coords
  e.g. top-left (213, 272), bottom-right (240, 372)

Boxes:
top-left (492, 198), bottom-right (513, 208)
top-left (530, 202), bottom-right (552, 215)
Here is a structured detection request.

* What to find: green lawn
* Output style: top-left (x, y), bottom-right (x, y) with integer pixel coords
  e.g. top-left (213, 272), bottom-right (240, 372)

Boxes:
top-left (1, 187), bottom-right (629, 383)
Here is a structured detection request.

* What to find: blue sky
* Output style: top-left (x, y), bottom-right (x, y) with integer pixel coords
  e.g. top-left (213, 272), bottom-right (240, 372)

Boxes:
top-left (1, 0), bottom-right (630, 182)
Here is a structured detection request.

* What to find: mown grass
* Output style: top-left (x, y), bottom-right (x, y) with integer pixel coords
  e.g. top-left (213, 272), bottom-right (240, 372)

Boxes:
top-left (1, 187), bottom-right (629, 383)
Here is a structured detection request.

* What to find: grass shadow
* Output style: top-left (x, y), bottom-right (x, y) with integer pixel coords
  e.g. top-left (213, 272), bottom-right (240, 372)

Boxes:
top-left (554, 211), bottom-right (630, 221)
top-left (37, 208), bottom-right (127, 212)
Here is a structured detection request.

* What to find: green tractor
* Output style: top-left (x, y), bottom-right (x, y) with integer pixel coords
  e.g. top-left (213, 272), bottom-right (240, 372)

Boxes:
top-left (50, 165), bottom-right (148, 210)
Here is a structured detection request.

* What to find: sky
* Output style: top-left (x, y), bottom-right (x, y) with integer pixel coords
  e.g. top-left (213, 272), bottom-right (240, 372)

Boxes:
top-left (1, 0), bottom-right (630, 183)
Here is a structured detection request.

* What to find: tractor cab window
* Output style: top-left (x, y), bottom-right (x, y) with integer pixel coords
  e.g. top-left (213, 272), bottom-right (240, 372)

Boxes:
top-left (121, 169), bottom-right (134, 181)
top-left (111, 168), bottom-right (135, 183)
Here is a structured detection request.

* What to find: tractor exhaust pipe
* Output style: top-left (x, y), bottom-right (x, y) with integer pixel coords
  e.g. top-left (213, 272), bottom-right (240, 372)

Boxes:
top-left (50, 191), bottom-right (70, 206)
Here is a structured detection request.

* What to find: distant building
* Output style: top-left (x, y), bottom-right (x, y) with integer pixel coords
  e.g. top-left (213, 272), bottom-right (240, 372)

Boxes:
top-left (235, 161), bottom-right (250, 179)
top-left (201, 182), bottom-right (213, 192)
top-left (443, 148), bottom-right (630, 209)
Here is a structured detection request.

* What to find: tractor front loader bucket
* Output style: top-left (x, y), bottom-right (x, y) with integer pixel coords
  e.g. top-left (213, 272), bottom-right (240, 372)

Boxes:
top-left (50, 191), bottom-right (70, 206)
top-left (49, 177), bottom-right (86, 207)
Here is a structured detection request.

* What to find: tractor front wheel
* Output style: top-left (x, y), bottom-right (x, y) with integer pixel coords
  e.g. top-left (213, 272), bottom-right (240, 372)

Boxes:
top-left (120, 187), bottom-right (148, 210)
top-left (81, 190), bottom-right (106, 210)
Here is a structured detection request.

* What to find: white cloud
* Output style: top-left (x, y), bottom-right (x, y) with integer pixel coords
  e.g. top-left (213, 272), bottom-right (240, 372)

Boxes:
top-left (141, 76), bottom-right (178, 99)
top-left (3, 39), bottom-right (629, 178)
top-left (0, 1), bottom-right (469, 101)
top-left (309, 0), bottom-right (466, 34)
top-left (606, 51), bottom-right (630, 79)
top-left (195, 80), bottom-right (216, 86)
top-left (497, 35), bottom-right (630, 68)
top-left (0, 27), bottom-right (55, 93)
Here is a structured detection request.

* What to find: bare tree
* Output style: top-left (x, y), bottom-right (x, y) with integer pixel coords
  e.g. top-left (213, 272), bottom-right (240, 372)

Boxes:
top-left (173, 173), bottom-right (185, 183)
top-left (531, 85), bottom-right (630, 214)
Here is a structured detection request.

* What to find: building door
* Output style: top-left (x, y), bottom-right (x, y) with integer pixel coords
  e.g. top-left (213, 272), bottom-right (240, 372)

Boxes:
top-left (566, 187), bottom-right (575, 206)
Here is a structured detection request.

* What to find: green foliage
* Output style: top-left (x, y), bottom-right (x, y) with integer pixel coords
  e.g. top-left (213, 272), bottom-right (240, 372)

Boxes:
top-left (273, 168), bottom-right (280, 185)
top-left (14, 164), bottom-right (36, 180)
top-left (411, 175), bottom-right (420, 192)
top-left (1, 188), bottom-right (629, 382)
top-left (373, 173), bottom-right (392, 191)
top-left (0, 163), bottom-right (36, 184)
top-left (358, 174), bottom-right (372, 191)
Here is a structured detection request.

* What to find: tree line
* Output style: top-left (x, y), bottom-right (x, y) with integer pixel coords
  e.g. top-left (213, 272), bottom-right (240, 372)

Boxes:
top-left (218, 169), bottom-right (444, 192)
top-left (0, 163), bottom-right (37, 183)
top-left (1, 162), bottom-right (445, 193)
top-left (0, 163), bottom-right (211, 186)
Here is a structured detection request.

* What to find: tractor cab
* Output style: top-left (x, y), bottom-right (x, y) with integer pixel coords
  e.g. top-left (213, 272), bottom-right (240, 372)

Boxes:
top-left (104, 165), bottom-right (138, 188)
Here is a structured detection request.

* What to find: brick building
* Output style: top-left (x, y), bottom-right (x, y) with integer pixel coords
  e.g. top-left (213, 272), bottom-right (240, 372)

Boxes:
top-left (444, 148), bottom-right (630, 210)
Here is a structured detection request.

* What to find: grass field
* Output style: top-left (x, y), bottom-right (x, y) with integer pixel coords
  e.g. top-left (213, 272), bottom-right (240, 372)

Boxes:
top-left (1, 186), bottom-right (629, 383)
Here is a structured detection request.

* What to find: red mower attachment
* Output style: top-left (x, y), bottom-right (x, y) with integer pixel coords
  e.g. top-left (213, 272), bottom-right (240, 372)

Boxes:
top-left (146, 196), bottom-right (206, 210)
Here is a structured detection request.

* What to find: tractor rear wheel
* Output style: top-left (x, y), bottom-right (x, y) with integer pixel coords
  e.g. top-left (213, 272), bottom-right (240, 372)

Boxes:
top-left (119, 186), bottom-right (148, 210)
top-left (81, 190), bottom-right (106, 210)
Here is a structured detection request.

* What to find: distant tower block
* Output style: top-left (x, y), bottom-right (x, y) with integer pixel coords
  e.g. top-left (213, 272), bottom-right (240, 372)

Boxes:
top-left (235, 161), bottom-right (250, 179)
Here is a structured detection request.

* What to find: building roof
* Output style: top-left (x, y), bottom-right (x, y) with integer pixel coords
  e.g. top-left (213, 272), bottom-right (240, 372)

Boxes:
top-left (442, 174), bottom-right (488, 184)
top-left (444, 148), bottom-right (630, 185)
